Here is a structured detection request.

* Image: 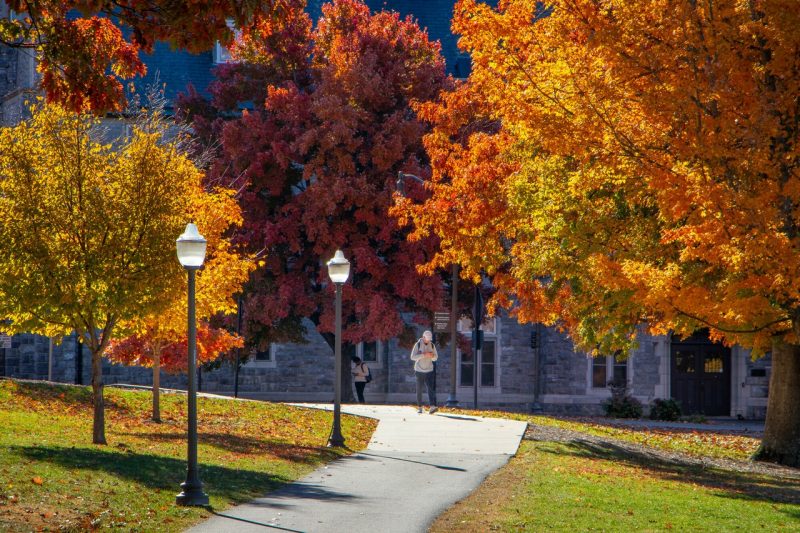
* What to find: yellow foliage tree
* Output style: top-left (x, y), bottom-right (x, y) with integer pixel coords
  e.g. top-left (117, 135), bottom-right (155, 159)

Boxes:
top-left (0, 102), bottom-right (247, 444)
top-left (400, 0), bottom-right (800, 465)
top-left (108, 189), bottom-right (254, 422)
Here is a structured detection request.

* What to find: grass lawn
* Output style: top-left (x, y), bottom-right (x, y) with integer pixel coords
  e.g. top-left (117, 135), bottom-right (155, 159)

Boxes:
top-left (431, 409), bottom-right (800, 532)
top-left (432, 439), bottom-right (800, 532)
top-left (447, 408), bottom-right (761, 462)
top-left (0, 379), bottom-right (377, 532)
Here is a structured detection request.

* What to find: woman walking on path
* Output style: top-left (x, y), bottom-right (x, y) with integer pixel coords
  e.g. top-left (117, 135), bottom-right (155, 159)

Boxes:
top-left (411, 330), bottom-right (438, 414)
top-left (351, 356), bottom-right (370, 404)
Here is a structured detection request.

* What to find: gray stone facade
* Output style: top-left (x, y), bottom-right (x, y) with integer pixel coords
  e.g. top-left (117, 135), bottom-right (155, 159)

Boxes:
top-left (1, 315), bottom-right (772, 419)
top-left (0, 5), bottom-right (36, 127)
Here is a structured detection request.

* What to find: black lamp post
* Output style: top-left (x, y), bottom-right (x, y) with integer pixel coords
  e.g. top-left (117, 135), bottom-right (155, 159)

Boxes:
top-left (327, 249), bottom-right (350, 447)
top-left (397, 172), bottom-right (459, 407)
top-left (175, 222), bottom-right (209, 507)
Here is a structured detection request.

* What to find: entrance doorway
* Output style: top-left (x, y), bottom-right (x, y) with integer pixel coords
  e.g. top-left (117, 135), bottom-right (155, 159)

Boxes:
top-left (671, 332), bottom-right (731, 416)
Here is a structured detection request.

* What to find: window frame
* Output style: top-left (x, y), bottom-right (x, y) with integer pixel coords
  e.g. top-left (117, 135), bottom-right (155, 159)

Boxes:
top-left (587, 353), bottom-right (633, 393)
top-left (356, 340), bottom-right (382, 365)
top-left (456, 317), bottom-right (501, 391)
top-left (247, 344), bottom-right (277, 368)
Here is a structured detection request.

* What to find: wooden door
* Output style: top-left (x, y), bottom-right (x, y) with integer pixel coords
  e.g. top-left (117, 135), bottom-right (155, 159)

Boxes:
top-left (671, 335), bottom-right (731, 416)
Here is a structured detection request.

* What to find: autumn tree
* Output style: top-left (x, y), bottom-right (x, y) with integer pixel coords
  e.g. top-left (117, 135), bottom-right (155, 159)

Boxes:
top-left (0, 0), bottom-right (299, 112)
top-left (401, 0), bottom-right (800, 465)
top-left (180, 0), bottom-right (450, 399)
top-left (107, 183), bottom-right (254, 422)
top-left (0, 102), bottom-right (241, 444)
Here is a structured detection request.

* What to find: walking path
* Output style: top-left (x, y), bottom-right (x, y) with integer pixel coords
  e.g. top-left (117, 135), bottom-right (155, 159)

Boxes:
top-left (188, 404), bottom-right (527, 533)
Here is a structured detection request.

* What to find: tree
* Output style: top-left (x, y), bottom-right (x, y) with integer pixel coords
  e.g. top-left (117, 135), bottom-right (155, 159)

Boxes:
top-left (401, 0), bottom-right (800, 465)
top-left (0, 102), bottom-right (241, 444)
top-left (180, 0), bottom-right (450, 399)
top-left (107, 183), bottom-right (254, 421)
top-left (0, 0), bottom-right (297, 112)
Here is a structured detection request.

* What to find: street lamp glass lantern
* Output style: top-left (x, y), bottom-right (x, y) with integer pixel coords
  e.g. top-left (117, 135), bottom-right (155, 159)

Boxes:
top-left (176, 223), bottom-right (207, 268)
top-left (327, 249), bottom-right (350, 284)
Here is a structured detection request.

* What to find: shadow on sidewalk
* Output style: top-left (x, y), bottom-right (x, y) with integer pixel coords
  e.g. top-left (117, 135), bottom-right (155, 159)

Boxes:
top-left (208, 511), bottom-right (306, 532)
top-left (357, 451), bottom-right (467, 472)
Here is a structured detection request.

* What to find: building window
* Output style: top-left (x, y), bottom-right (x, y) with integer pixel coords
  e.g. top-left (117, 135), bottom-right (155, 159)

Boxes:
top-left (481, 339), bottom-right (496, 387)
top-left (460, 349), bottom-right (474, 386)
top-left (458, 318), bottom-right (498, 388)
top-left (254, 345), bottom-right (272, 362)
top-left (248, 344), bottom-right (277, 367)
top-left (592, 357), bottom-right (607, 388)
top-left (458, 317), bottom-right (496, 334)
top-left (360, 341), bottom-right (378, 362)
top-left (213, 20), bottom-right (239, 64)
top-left (591, 354), bottom-right (629, 388)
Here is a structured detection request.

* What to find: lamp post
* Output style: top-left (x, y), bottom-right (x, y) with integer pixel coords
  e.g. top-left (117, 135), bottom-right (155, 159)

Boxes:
top-left (327, 249), bottom-right (350, 448)
top-left (397, 172), bottom-right (459, 407)
top-left (175, 222), bottom-right (209, 507)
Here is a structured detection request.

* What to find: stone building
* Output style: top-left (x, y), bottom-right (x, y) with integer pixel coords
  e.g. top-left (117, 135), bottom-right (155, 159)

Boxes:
top-left (0, 314), bottom-right (772, 418)
top-left (0, 0), bottom-right (772, 418)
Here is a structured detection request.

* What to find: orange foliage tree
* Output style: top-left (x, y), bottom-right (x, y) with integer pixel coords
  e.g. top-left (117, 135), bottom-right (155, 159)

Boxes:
top-left (398, 0), bottom-right (800, 465)
top-left (0, 0), bottom-right (297, 112)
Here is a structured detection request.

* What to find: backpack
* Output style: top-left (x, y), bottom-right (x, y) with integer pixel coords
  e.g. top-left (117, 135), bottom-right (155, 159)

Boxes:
top-left (362, 363), bottom-right (372, 383)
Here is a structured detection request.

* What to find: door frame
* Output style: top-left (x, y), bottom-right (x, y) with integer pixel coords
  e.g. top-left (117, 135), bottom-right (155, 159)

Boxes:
top-left (670, 331), bottom-right (732, 416)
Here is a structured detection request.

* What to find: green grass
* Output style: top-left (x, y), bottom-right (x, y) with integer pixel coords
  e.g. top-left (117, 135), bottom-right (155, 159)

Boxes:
top-left (0, 379), bottom-right (377, 532)
top-left (432, 439), bottom-right (800, 532)
top-left (444, 408), bottom-right (761, 461)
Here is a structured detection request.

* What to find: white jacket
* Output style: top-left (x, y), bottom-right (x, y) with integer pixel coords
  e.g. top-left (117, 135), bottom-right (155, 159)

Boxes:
top-left (410, 339), bottom-right (438, 373)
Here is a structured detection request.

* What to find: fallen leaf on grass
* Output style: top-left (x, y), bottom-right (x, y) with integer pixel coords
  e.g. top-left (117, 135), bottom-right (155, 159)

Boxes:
top-left (31, 477), bottom-right (43, 485)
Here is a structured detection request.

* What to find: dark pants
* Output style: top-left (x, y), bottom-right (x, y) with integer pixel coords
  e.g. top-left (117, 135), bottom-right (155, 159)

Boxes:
top-left (415, 371), bottom-right (436, 407)
top-left (355, 382), bottom-right (366, 404)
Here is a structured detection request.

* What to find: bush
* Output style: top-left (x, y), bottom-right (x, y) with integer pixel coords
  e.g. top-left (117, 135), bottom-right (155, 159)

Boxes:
top-left (602, 380), bottom-right (643, 418)
top-left (649, 398), bottom-right (682, 421)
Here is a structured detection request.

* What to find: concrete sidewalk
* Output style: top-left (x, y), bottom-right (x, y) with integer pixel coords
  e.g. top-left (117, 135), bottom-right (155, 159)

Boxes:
top-left (188, 404), bottom-right (527, 533)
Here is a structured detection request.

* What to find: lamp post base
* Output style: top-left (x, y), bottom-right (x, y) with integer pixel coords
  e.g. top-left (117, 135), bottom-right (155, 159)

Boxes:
top-left (445, 395), bottom-right (459, 407)
top-left (176, 483), bottom-right (209, 507)
top-left (327, 435), bottom-right (346, 448)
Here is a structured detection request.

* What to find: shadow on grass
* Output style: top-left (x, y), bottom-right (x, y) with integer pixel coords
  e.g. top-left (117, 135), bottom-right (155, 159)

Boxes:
top-left (539, 439), bottom-right (800, 509)
top-left (8, 444), bottom-right (292, 504)
top-left (117, 431), bottom-right (340, 464)
top-left (4, 379), bottom-right (140, 415)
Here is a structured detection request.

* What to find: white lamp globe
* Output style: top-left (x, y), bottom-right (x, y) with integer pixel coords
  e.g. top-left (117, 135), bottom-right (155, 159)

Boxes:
top-left (327, 249), bottom-right (350, 284)
top-left (176, 223), bottom-right (207, 268)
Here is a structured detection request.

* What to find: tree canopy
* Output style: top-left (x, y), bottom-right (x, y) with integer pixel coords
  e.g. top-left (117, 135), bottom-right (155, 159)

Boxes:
top-left (0, 0), bottom-right (299, 112)
top-left (180, 0), bottom-right (451, 355)
top-left (0, 101), bottom-right (244, 442)
top-left (399, 0), bottom-right (800, 464)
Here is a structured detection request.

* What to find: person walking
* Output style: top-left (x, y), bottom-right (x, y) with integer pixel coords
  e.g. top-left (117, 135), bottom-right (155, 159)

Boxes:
top-left (411, 330), bottom-right (438, 414)
top-left (351, 356), bottom-right (370, 404)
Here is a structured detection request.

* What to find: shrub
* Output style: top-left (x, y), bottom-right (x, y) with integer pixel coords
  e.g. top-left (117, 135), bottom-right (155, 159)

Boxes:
top-left (602, 380), bottom-right (643, 418)
top-left (649, 398), bottom-right (682, 421)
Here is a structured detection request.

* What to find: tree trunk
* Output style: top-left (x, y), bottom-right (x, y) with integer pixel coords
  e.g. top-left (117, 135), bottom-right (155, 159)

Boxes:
top-left (341, 346), bottom-right (354, 403)
top-left (91, 348), bottom-right (106, 445)
top-left (755, 338), bottom-right (800, 466)
top-left (152, 351), bottom-right (161, 423)
top-left (321, 331), bottom-right (355, 402)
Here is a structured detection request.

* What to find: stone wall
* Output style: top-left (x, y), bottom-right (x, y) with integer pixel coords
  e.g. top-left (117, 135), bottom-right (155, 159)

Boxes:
top-left (1, 318), bottom-right (772, 418)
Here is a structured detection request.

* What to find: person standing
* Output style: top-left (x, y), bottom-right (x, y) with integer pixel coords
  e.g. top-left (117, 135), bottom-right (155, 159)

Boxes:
top-left (411, 330), bottom-right (438, 413)
top-left (351, 356), bottom-right (369, 404)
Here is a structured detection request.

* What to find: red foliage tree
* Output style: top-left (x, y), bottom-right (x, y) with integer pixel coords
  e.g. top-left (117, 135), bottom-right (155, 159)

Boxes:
top-left (179, 0), bottom-right (451, 397)
top-left (0, 0), bottom-right (297, 112)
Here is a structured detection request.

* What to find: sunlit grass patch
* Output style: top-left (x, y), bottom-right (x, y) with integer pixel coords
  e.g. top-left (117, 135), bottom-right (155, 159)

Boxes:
top-left (432, 439), bottom-right (800, 532)
top-left (444, 407), bottom-right (761, 461)
top-left (0, 379), bottom-right (376, 532)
